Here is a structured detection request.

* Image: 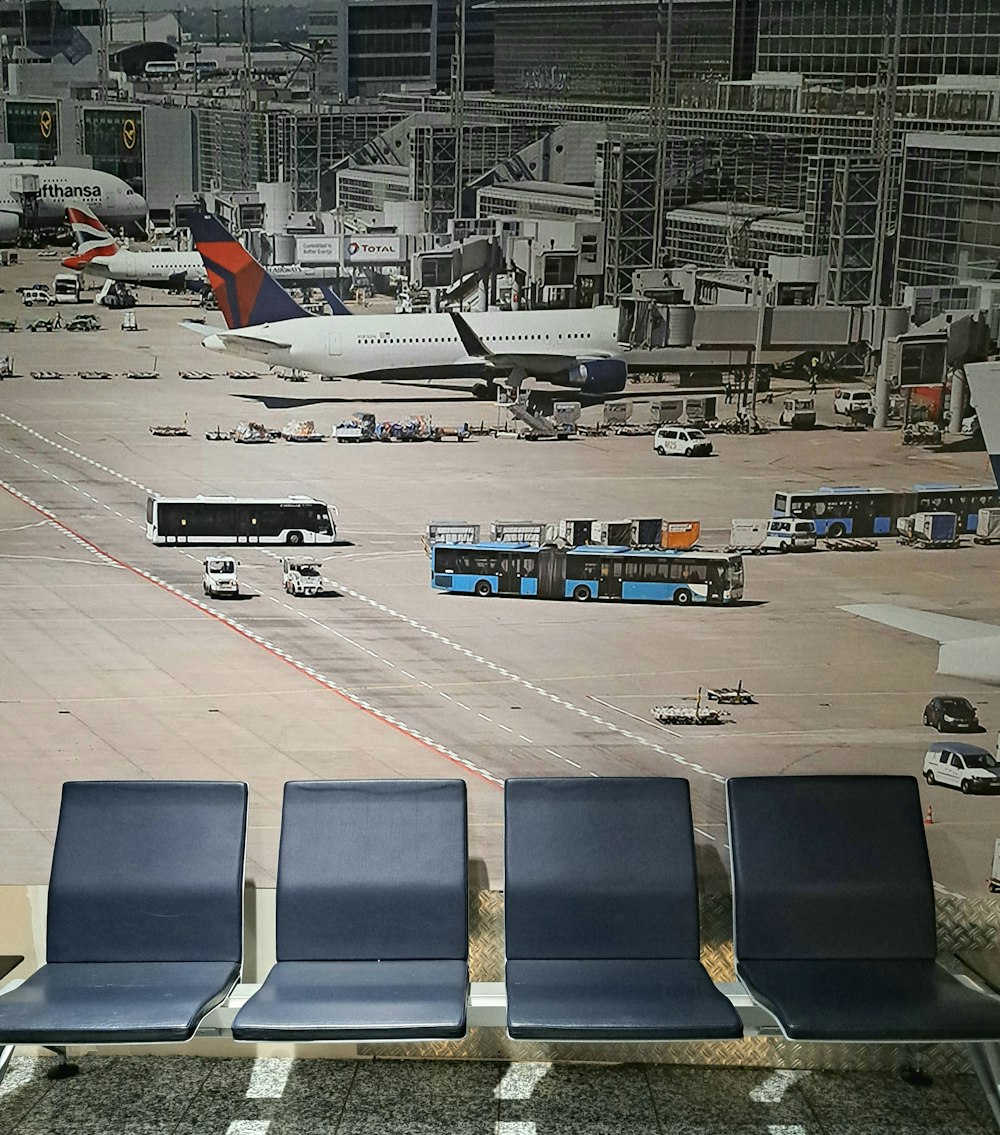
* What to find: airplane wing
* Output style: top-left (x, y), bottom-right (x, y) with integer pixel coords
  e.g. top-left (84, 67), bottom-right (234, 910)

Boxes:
top-left (448, 311), bottom-right (616, 374)
top-left (841, 603), bottom-right (1000, 685)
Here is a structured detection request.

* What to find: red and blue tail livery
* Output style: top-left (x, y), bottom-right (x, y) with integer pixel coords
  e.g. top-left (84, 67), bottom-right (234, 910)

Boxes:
top-left (188, 212), bottom-right (310, 330)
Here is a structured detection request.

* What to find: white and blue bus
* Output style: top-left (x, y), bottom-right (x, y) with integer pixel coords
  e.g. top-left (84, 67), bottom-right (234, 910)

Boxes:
top-left (146, 495), bottom-right (337, 545)
top-left (430, 543), bottom-right (744, 605)
top-left (773, 484), bottom-right (1000, 538)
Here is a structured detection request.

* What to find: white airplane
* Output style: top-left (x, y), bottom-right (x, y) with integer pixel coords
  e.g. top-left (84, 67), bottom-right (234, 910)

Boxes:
top-left (842, 360), bottom-right (1000, 684)
top-left (0, 166), bottom-right (147, 243)
top-left (187, 211), bottom-right (626, 395)
top-left (63, 207), bottom-right (203, 289)
top-left (65, 206), bottom-right (354, 304)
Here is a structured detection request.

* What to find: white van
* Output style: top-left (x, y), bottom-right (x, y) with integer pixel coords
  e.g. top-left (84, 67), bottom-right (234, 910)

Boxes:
top-left (730, 518), bottom-right (817, 553)
top-left (833, 388), bottom-right (874, 416)
top-left (923, 742), bottom-right (1000, 794)
top-left (653, 426), bottom-right (713, 457)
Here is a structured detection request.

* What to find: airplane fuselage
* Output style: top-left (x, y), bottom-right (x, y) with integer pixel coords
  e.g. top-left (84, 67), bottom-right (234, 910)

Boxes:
top-left (204, 306), bottom-right (623, 383)
top-left (81, 249), bottom-right (205, 287)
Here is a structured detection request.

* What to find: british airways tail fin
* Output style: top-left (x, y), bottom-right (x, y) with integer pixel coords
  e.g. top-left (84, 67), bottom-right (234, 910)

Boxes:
top-left (187, 212), bottom-right (310, 329)
top-left (965, 362), bottom-right (1000, 487)
top-left (62, 206), bottom-right (119, 271)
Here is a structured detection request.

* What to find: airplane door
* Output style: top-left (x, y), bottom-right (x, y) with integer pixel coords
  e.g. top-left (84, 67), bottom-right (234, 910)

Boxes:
top-left (328, 332), bottom-right (342, 356)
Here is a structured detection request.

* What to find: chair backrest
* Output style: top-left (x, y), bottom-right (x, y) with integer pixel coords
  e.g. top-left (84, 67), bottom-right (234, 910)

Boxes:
top-left (727, 775), bottom-right (936, 961)
top-left (504, 777), bottom-right (700, 960)
top-left (276, 780), bottom-right (468, 962)
top-left (47, 780), bottom-right (248, 963)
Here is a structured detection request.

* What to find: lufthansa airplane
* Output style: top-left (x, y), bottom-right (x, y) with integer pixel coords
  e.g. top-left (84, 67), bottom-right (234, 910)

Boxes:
top-left (0, 165), bottom-right (147, 242)
top-left (187, 211), bottom-right (626, 396)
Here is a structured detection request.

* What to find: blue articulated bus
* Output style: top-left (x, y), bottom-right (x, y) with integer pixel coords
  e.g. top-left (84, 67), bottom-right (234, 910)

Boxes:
top-left (773, 484), bottom-right (1000, 538)
top-left (430, 543), bottom-right (744, 605)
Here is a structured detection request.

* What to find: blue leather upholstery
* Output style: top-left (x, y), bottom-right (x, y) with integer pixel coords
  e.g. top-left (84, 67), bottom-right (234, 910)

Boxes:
top-left (233, 780), bottom-right (469, 1041)
top-left (0, 962), bottom-right (240, 1044)
top-left (727, 775), bottom-right (1000, 1041)
top-left (0, 780), bottom-right (248, 1045)
top-left (232, 960), bottom-right (468, 1041)
top-left (504, 777), bottom-right (743, 1040)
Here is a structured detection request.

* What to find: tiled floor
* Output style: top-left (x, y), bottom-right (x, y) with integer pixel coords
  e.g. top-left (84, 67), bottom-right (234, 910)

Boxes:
top-left (0, 1055), bottom-right (994, 1135)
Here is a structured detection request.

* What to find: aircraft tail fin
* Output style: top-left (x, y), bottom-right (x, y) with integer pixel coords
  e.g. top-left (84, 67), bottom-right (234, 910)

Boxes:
top-left (319, 284), bottom-right (352, 316)
top-left (62, 206), bottom-right (119, 271)
top-left (187, 211), bottom-right (309, 329)
top-left (965, 362), bottom-right (1000, 487)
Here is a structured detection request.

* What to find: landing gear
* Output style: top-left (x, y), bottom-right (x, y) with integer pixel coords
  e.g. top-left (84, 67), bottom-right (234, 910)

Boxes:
top-left (472, 381), bottom-right (497, 401)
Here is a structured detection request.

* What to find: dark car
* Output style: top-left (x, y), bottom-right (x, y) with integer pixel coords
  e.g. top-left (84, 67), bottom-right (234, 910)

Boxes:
top-left (923, 695), bottom-right (980, 733)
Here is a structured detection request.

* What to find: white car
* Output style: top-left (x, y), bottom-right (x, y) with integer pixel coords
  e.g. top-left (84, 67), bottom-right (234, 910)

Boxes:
top-left (923, 742), bottom-right (1000, 794)
top-left (654, 426), bottom-right (713, 457)
top-left (203, 557), bottom-right (239, 598)
top-left (21, 287), bottom-right (54, 307)
top-left (833, 388), bottom-right (874, 416)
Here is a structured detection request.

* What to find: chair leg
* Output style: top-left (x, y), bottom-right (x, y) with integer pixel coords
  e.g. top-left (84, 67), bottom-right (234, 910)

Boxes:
top-left (898, 1048), bottom-right (934, 1087)
top-left (0, 1045), bottom-right (13, 1089)
top-left (43, 1047), bottom-right (79, 1080)
top-left (968, 1043), bottom-right (1000, 1132)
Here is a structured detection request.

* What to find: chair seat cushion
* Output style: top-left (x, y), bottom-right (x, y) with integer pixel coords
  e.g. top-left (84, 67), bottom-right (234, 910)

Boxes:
top-left (232, 959), bottom-right (468, 1041)
top-left (738, 958), bottom-right (1000, 1041)
top-left (0, 961), bottom-right (239, 1044)
top-left (506, 958), bottom-right (744, 1040)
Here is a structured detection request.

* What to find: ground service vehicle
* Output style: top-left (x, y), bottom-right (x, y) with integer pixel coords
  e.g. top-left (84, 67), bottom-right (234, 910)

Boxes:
top-left (52, 273), bottom-right (82, 303)
top-left (778, 397), bottom-right (816, 429)
top-left (730, 518), bottom-right (816, 553)
top-left (896, 511), bottom-right (959, 548)
top-left (282, 558), bottom-right (323, 597)
top-left (21, 287), bottom-right (53, 307)
top-left (65, 314), bottom-right (100, 332)
top-left (833, 389), bottom-right (875, 416)
top-left (654, 426), bottom-right (713, 457)
top-left (772, 484), bottom-right (1000, 537)
top-left (923, 695), bottom-right (980, 733)
top-left (203, 557), bottom-right (239, 598)
top-left (990, 839), bottom-right (1000, 893)
top-left (146, 495), bottom-right (337, 545)
top-left (431, 543), bottom-right (743, 605)
top-left (923, 742), bottom-right (1000, 794)
top-left (975, 508), bottom-right (1000, 544)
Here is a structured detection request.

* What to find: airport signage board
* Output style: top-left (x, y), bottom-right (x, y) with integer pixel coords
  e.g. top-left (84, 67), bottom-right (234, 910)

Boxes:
top-left (342, 236), bottom-right (403, 264)
top-left (295, 236), bottom-right (340, 265)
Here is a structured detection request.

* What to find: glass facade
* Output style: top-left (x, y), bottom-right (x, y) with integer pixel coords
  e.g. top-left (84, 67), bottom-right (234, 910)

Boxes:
top-left (82, 108), bottom-right (144, 195)
top-left (491, 0), bottom-right (735, 105)
top-left (756, 0), bottom-right (1000, 86)
top-left (5, 100), bottom-right (58, 161)
top-left (896, 136), bottom-right (1000, 291)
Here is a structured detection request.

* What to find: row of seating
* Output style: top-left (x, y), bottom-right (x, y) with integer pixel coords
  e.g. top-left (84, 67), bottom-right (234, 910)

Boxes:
top-left (1, 775), bottom-right (1000, 1058)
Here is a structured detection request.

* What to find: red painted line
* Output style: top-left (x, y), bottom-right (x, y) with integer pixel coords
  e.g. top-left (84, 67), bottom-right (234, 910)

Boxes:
top-left (0, 481), bottom-right (501, 790)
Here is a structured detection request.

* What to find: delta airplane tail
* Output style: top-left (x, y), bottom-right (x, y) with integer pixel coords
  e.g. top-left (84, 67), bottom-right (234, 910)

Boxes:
top-left (189, 212), bottom-right (351, 328)
top-left (965, 362), bottom-right (1000, 487)
top-left (62, 206), bottom-right (119, 271)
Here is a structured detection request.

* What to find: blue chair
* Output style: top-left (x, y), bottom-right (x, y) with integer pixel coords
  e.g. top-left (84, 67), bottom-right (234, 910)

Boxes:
top-left (0, 780), bottom-right (248, 1046)
top-left (233, 779), bottom-right (469, 1041)
top-left (504, 777), bottom-right (743, 1040)
top-left (727, 775), bottom-right (1000, 1041)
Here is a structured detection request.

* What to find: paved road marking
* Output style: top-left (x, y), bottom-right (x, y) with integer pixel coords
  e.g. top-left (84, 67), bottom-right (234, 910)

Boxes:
top-left (0, 477), bottom-right (503, 790)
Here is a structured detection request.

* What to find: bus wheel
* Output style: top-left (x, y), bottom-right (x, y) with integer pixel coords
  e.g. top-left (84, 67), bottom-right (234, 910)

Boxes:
top-left (826, 523), bottom-right (846, 538)
top-left (572, 585), bottom-right (592, 602)
top-left (673, 588), bottom-right (693, 605)
top-left (287, 531), bottom-right (304, 545)
top-left (474, 579), bottom-right (493, 597)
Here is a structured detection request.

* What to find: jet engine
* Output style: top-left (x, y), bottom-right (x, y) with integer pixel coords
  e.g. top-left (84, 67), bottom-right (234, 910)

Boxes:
top-left (562, 358), bottom-right (628, 394)
top-left (0, 210), bottom-right (21, 245)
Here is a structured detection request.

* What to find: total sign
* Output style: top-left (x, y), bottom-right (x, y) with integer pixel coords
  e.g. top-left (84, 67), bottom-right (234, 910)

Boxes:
top-left (343, 236), bottom-right (402, 264)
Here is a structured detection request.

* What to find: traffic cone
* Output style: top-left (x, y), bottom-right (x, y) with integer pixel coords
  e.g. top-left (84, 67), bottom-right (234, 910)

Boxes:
top-left (924, 805), bottom-right (934, 825)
